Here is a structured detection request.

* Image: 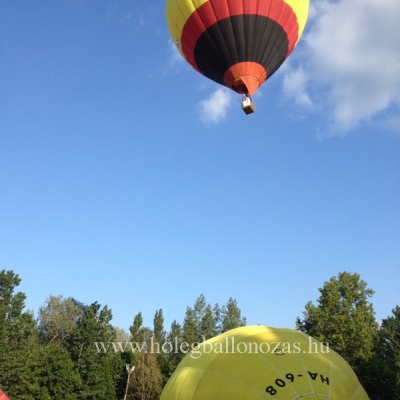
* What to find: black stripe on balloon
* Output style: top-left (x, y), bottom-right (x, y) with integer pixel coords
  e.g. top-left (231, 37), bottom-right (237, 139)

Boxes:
top-left (194, 15), bottom-right (289, 86)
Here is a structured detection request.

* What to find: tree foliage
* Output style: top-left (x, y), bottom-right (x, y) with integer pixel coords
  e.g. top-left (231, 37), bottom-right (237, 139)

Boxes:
top-left (182, 294), bottom-right (246, 345)
top-left (221, 297), bottom-right (246, 332)
top-left (296, 271), bottom-right (379, 368)
top-left (165, 320), bottom-right (182, 377)
top-left (380, 306), bottom-right (400, 386)
top-left (38, 295), bottom-right (82, 345)
top-left (3, 267), bottom-right (397, 400)
top-left (0, 270), bottom-right (37, 398)
top-left (295, 271), bottom-right (400, 400)
top-left (128, 352), bottom-right (163, 400)
top-left (20, 345), bottom-right (82, 400)
top-left (67, 302), bottom-right (120, 399)
top-left (1, 270), bottom-right (228, 399)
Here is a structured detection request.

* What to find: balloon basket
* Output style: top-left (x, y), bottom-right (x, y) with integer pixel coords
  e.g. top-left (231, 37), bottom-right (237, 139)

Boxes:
top-left (241, 95), bottom-right (255, 114)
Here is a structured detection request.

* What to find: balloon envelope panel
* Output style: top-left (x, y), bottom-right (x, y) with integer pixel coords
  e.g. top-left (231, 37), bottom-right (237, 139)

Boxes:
top-left (161, 326), bottom-right (369, 400)
top-left (0, 390), bottom-right (10, 400)
top-left (165, 0), bottom-right (309, 95)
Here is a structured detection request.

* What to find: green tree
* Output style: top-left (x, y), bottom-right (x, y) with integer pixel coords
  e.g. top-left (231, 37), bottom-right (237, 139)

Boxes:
top-left (128, 351), bottom-right (163, 400)
top-left (67, 302), bottom-right (119, 399)
top-left (0, 270), bottom-right (36, 346)
top-left (113, 327), bottom-right (133, 399)
top-left (221, 298), bottom-right (246, 333)
top-left (153, 309), bottom-right (169, 383)
top-left (296, 272), bottom-right (379, 370)
top-left (182, 305), bottom-right (199, 345)
top-left (18, 345), bottom-right (81, 400)
top-left (193, 294), bottom-right (207, 330)
top-left (165, 320), bottom-right (183, 377)
top-left (212, 303), bottom-right (222, 335)
top-left (127, 316), bottom-right (163, 400)
top-left (182, 295), bottom-right (246, 345)
top-left (0, 270), bottom-right (37, 397)
top-left (37, 295), bottom-right (82, 345)
top-left (380, 306), bottom-right (400, 387)
top-left (182, 294), bottom-right (219, 344)
top-left (153, 309), bottom-right (166, 345)
top-left (200, 304), bottom-right (216, 339)
top-left (130, 312), bottom-right (145, 343)
top-left (353, 306), bottom-right (400, 400)
top-left (182, 294), bottom-right (209, 345)
top-left (115, 326), bottom-right (130, 342)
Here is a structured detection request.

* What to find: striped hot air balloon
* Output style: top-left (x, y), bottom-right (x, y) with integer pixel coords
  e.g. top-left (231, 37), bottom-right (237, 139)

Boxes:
top-left (166, 0), bottom-right (309, 113)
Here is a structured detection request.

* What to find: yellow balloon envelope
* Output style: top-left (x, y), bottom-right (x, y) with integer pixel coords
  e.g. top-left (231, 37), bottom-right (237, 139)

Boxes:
top-left (161, 326), bottom-right (369, 400)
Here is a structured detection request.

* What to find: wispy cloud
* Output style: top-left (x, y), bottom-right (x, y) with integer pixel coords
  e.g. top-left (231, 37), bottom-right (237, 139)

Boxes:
top-left (167, 40), bottom-right (185, 68)
top-left (197, 88), bottom-right (234, 124)
top-left (284, 0), bottom-right (400, 135)
top-left (283, 66), bottom-right (313, 109)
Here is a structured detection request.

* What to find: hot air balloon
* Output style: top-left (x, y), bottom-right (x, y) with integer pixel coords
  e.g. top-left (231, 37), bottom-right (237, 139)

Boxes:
top-left (165, 0), bottom-right (309, 114)
top-left (0, 390), bottom-right (10, 400)
top-left (161, 326), bottom-right (370, 400)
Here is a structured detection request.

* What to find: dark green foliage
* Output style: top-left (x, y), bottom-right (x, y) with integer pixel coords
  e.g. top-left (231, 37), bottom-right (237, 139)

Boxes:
top-left (221, 297), bottom-right (246, 332)
top-left (22, 345), bottom-right (81, 400)
top-left (165, 320), bottom-right (183, 376)
top-left (0, 271), bottom-right (250, 400)
top-left (67, 302), bottom-right (119, 400)
top-left (153, 309), bottom-right (166, 345)
top-left (4, 267), bottom-right (399, 399)
top-left (182, 305), bottom-right (199, 344)
top-left (153, 309), bottom-right (170, 384)
top-left (129, 312), bottom-right (144, 343)
top-left (296, 271), bottom-right (379, 368)
top-left (295, 271), bottom-right (400, 400)
top-left (0, 270), bottom-right (37, 397)
top-left (212, 303), bottom-right (222, 334)
top-left (0, 270), bottom-right (36, 347)
top-left (380, 306), bottom-right (400, 388)
top-left (182, 294), bottom-right (246, 345)
top-left (201, 304), bottom-right (217, 338)
top-left (363, 306), bottom-right (400, 400)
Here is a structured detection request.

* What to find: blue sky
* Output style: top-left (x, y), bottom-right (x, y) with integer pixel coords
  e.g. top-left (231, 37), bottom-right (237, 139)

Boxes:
top-left (1, 0), bottom-right (399, 333)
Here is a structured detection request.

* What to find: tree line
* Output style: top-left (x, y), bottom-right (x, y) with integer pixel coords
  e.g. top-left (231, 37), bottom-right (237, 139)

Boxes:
top-left (0, 269), bottom-right (246, 399)
top-left (0, 269), bottom-right (399, 399)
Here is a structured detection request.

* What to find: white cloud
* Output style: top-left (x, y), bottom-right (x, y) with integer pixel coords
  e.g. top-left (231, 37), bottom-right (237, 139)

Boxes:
top-left (284, 0), bottom-right (400, 135)
top-left (283, 67), bottom-right (313, 109)
top-left (167, 40), bottom-right (185, 68)
top-left (197, 88), bottom-right (234, 124)
top-left (375, 115), bottom-right (400, 134)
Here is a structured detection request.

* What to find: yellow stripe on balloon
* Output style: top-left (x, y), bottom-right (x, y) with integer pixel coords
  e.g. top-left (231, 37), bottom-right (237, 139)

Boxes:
top-left (166, 0), bottom-right (208, 53)
top-left (166, 0), bottom-right (309, 48)
top-left (284, 0), bottom-right (309, 39)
